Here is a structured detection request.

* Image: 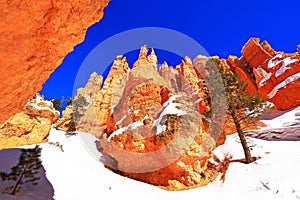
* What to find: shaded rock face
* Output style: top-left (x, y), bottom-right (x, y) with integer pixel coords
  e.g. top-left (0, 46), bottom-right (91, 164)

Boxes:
top-left (0, 0), bottom-right (109, 124)
top-left (227, 38), bottom-right (300, 110)
top-left (0, 95), bottom-right (60, 150)
top-left (64, 45), bottom-right (224, 190)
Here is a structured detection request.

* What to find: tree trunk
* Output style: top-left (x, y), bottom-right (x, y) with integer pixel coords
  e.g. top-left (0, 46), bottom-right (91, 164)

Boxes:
top-left (11, 163), bottom-right (28, 195)
top-left (230, 110), bottom-right (254, 164)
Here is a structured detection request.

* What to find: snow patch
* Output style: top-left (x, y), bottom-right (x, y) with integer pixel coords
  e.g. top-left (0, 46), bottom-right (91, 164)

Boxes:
top-left (268, 54), bottom-right (283, 69)
top-left (194, 98), bottom-right (203, 104)
top-left (154, 94), bottom-right (186, 135)
top-left (133, 110), bottom-right (140, 114)
top-left (275, 57), bottom-right (298, 77)
top-left (108, 115), bottom-right (150, 142)
top-left (115, 115), bottom-right (127, 126)
top-left (259, 73), bottom-right (272, 87)
top-left (267, 72), bottom-right (300, 99)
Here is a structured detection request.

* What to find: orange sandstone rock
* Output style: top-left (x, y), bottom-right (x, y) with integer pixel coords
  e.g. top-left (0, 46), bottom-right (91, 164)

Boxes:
top-left (62, 45), bottom-right (224, 190)
top-left (0, 0), bottom-right (109, 124)
top-left (0, 95), bottom-right (59, 149)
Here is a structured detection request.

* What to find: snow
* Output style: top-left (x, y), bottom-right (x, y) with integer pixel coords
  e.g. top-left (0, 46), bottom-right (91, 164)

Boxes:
top-left (153, 94), bottom-right (186, 135)
top-left (107, 121), bottom-right (143, 142)
top-left (194, 97), bottom-right (203, 104)
top-left (18, 115), bottom-right (300, 200)
top-left (192, 88), bottom-right (202, 96)
top-left (115, 115), bottom-right (127, 126)
top-left (259, 72), bottom-right (272, 87)
top-left (268, 54), bottom-right (283, 69)
top-left (107, 114), bottom-right (150, 142)
top-left (267, 72), bottom-right (300, 99)
top-left (275, 57), bottom-right (298, 77)
top-left (28, 103), bottom-right (60, 117)
top-left (133, 110), bottom-right (140, 114)
top-left (260, 105), bottom-right (300, 129)
top-left (2, 106), bottom-right (300, 199)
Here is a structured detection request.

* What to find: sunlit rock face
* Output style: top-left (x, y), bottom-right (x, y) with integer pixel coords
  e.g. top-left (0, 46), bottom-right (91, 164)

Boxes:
top-left (227, 38), bottom-right (300, 110)
top-left (0, 94), bottom-right (59, 150)
top-left (64, 45), bottom-right (225, 190)
top-left (0, 0), bottom-right (109, 124)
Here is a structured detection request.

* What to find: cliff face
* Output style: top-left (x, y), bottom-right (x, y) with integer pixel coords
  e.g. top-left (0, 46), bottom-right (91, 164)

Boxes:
top-left (227, 38), bottom-right (300, 110)
top-left (0, 94), bottom-right (59, 150)
top-left (0, 0), bottom-right (109, 124)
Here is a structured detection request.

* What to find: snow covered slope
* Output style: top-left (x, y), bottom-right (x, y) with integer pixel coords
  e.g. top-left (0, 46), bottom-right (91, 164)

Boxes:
top-left (1, 106), bottom-right (300, 200)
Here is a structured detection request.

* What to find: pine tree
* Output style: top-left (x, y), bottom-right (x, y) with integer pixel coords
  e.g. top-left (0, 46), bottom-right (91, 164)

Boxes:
top-left (51, 98), bottom-right (63, 111)
top-left (56, 94), bottom-right (89, 130)
top-left (205, 59), bottom-right (269, 164)
top-left (0, 146), bottom-right (42, 195)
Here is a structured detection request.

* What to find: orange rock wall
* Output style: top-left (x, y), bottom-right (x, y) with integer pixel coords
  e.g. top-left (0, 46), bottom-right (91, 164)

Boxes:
top-left (229, 38), bottom-right (300, 110)
top-left (0, 0), bottom-right (109, 124)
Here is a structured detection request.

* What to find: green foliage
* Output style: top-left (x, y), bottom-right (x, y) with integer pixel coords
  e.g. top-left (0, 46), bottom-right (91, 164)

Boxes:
top-left (51, 98), bottom-right (63, 111)
top-left (0, 146), bottom-right (42, 195)
top-left (204, 58), bottom-right (270, 163)
top-left (204, 58), bottom-right (269, 127)
top-left (64, 94), bottom-right (89, 130)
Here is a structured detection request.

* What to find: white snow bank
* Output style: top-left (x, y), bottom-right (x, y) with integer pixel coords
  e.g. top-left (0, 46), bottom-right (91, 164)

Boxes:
top-left (260, 105), bottom-right (300, 129)
top-left (35, 127), bottom-right (300, 200)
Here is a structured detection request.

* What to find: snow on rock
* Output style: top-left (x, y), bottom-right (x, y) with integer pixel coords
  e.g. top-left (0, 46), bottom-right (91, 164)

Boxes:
top-left (259, 72), bottom-right (272, 87)
top-left (268, 54), bottom-right (283, 69)
top-left (267, 72), bottom-right (300, 99)
top-left (275, 57), bottom-right (299, 77)
top-left (0, 95), bottom-right (60, 150)
top-left (107, 121), bottom-right (143, 142)
top-left (153, 94), bottom-right (187, 135)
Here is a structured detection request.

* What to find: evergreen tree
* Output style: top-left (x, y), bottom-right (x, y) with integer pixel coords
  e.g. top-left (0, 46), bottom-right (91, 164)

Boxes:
top-left (0, 146), bottom-right (42, 195)
top-left (205, 59), bottom-right (269, 163)
top-left (51, 98), bottom-right (63, 111)
top-left (56, 94), bottom-right (89, 130)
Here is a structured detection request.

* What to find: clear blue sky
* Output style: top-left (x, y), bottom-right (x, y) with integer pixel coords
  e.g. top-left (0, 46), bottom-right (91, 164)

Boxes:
top-left (41, 0), bottom-right (300, 100)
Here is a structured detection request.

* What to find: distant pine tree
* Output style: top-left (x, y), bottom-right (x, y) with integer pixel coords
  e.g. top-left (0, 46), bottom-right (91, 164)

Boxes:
top-left (51, 98), bottom-right (63, 111)
top-left (56, 94), bottom-right (89, 130)
top-left (0, 145), bottom-right (42, 195)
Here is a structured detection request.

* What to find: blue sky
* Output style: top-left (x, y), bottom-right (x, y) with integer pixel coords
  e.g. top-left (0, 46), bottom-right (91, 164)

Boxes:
top-left (41, 0), bottom-right (300, 100)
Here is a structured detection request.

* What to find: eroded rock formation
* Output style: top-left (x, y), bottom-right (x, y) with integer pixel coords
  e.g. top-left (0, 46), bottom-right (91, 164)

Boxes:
top-left (227, 38), bottom-right (300, 110)
top-left (62, 46), bottom-right (225, 190)
top-left (0, 95), bottom-right (59, 150)
top-left (58, 38), bottom-right (300, 190)
top-left (0, 0), bottom-right (109, 124)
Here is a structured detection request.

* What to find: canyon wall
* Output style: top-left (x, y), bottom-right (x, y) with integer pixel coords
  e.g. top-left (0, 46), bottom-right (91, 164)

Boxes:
top-left (0, 0), bottom-right (109, 124)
